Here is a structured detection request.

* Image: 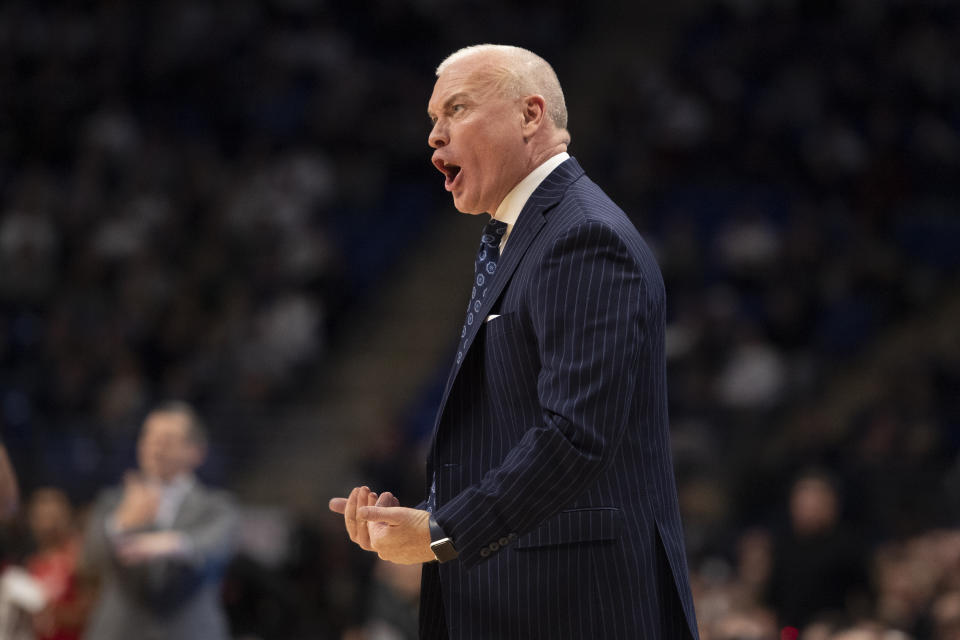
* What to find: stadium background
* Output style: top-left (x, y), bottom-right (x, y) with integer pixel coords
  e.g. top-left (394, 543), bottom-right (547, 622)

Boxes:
top-left (1, 0), bottom-right (958, 638)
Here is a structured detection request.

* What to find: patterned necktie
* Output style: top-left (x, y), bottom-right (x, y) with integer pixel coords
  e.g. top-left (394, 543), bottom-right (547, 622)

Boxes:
top-left (455, 218), bottom-right (508, 366)
top-left (429, 217), bottom-right (508, 513)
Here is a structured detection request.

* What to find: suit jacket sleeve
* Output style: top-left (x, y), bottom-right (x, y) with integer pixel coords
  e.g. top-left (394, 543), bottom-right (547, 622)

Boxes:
top-left (81, 487), bottom-right (239, 609)
top-left (434, 220), bottom-right (649, 569)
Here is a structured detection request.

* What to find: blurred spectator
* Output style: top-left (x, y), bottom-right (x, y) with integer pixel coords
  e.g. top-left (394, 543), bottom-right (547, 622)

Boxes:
top-left (0, 564), bottom-right (46, 640)
top-left (359, 560), bottom-right (420, 640)
top-left (767, 470), bottom-right (870, 630)
top-left (828, 622), bottom-right (912, 640)
top-left (0, 446), bottom-right (19, 521)
top-left (80, 402), bottom-right (238, 640)
top-left (25, 488), bottom-right (91, 640)
top-left (931, 590), bottom-right (960, 640)
top-left (873, 530), bottom-right (960, 637)
top-left (736, 528), bottom-right (773, 605)
top-left (714, 327), bottom-right (787, 411)
top-left (710, 607), bottom-right (777, 640)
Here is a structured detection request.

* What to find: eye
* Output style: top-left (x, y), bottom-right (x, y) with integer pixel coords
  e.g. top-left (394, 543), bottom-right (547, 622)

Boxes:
top-left (452, 104), bottom-right (465, 114)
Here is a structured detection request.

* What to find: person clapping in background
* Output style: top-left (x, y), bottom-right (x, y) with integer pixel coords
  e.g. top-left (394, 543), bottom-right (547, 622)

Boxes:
top-left (80, 402), bottom-right (238, 640)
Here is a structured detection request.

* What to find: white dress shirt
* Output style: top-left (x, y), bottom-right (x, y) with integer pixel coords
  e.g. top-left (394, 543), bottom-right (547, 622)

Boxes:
top-left (107, 473), bottom-right (195, 537)
top-left (154, 474), bottom-right (195, 529)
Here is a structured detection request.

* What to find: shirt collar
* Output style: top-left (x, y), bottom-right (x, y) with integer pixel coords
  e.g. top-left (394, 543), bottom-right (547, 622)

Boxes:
top-left (154, 473), bottom-right (196, 528)
top-left (493, 152), bottom-right (569, 227)
top-left (167, 473), bottom-right (195, 493)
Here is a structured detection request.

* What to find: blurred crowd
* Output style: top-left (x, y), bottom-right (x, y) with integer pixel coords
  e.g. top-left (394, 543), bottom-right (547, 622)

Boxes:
top-left (0, 0), bottom-right (958, 639)
top-left (607, 1), bottom-right (960, 639)
top-left (0, 0), bottom-right (454, 496)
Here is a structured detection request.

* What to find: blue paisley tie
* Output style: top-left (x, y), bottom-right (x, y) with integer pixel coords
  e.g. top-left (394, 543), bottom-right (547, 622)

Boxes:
top-left (454, 218), bottom-right (508, 366)
top-left (429, 217), bottom-right (508, 513)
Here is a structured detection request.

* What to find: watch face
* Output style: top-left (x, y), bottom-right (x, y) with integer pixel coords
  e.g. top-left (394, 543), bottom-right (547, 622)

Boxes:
top-left (431, 538), bottom-right (459, 563)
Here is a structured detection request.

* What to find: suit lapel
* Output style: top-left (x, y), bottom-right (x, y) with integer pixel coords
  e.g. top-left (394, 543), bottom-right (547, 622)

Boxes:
top-left (431, 158), bottom-right (586, 435)
top-left (171, 483), bottom-right (201, 527)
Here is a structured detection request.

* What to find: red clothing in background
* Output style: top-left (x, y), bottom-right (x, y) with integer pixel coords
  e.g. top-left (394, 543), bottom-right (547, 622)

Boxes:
top-left (27, 538), bottom-right (83, 640)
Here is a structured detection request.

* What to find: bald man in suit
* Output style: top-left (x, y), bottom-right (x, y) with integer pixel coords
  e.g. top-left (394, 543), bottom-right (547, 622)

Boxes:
top-left (332, 45), bottom-right (699, 640)
top-left (82, 403), bottom-right (237, 640)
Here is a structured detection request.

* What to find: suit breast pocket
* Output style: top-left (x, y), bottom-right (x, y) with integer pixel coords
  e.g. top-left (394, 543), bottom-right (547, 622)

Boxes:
top-left (482, 312), bottom-right (540, 411)
top-left (483, 312), bottom-right (520, 340)
top-left (482, 311), bottom-right (523, 369)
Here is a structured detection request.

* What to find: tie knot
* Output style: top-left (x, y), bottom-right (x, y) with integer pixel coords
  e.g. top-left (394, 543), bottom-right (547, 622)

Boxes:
top-left (480, 219), bottom-right (508, 248)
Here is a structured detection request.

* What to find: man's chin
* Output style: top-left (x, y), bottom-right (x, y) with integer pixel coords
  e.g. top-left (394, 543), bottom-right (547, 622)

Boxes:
top-left (452, 197), bottom-right (487, 215)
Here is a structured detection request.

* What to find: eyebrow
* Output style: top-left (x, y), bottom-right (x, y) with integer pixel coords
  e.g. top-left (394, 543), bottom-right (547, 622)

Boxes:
top-left (428, 92), bottom-right (471, 121)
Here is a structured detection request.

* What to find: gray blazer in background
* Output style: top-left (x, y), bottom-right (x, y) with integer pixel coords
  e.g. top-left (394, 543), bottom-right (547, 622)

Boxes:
top-left (81, 482), bottom-right (238, 640)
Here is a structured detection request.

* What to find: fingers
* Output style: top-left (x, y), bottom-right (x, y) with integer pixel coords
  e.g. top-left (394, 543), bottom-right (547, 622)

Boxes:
top-left (334, 487), bottom-right (403, 554)
top-left (357, 506), bottom-right (404, 524)
top-left (122, 471), bottom-right (143, 495)
top-left (349, 486), bottom-right (375, 548)
top-left (356, 486), bottom-right (371, 531)
top-left (344, 487), bottom-right (359, 540)
top-left (356, 490), bottom-right (377, 551)
top-left (376, 491), bottom-right (400, 508)
top-left (328, 489), bottom-right (377, 514)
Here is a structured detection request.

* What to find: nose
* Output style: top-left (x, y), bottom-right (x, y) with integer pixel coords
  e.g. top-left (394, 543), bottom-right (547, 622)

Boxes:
top-left (429, 120), bottom-right (447, 149)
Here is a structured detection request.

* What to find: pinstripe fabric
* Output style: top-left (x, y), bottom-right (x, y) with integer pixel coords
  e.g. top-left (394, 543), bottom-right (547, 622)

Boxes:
top-left (421, 158), bottom-right (699, 640)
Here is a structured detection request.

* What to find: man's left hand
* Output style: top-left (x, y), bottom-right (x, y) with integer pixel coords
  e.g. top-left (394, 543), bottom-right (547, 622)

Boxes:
top-left (358, 503), bottom-right (434, 565)
top-left (116, 531), bottom-right (192, 564)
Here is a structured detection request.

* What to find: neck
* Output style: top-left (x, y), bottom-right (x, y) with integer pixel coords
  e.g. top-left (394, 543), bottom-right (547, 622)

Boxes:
top-left (485, 135), bottom-right (569, 216)
top-left (149, 472), bottom-right (189, 486)
top-left (525, 134), bottom-right (569, 175)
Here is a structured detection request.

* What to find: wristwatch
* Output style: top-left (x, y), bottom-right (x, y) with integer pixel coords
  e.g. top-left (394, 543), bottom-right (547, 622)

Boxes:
top-left (429, 516), bottom-right (459, 563)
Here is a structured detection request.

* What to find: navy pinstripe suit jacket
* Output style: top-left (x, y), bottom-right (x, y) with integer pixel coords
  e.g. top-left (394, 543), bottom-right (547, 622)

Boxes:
top-left (422, 158), bottom-right (699, 640)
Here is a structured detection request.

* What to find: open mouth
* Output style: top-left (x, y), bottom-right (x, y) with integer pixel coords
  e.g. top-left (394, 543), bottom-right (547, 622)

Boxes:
top-left (437, 161), bottom-right (462, 191)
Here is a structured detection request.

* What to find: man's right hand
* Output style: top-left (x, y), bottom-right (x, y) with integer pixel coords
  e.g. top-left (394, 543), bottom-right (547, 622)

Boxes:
top-left (113, 472), bottom-right (161, 532)
top-left (329, 487), bottom-right (400, 552)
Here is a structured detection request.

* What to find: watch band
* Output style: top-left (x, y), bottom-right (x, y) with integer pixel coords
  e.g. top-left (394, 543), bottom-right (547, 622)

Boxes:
top-left (429, 516), bottom-right (459, 563)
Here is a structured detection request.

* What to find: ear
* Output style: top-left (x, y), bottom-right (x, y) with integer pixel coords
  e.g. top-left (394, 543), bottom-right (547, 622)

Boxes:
top-left (520, 94), bottom-right (547, 137)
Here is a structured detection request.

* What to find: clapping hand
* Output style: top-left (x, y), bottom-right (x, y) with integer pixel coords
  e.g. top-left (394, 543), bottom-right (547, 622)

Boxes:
top-left (113, 472), bottom-right (160, 532)
top-left (116, 531), bottom-right (191, 565)
top-left (328, 486), bottom-right (384, 551)
top-left (329, 487), bottom-right (433, 564)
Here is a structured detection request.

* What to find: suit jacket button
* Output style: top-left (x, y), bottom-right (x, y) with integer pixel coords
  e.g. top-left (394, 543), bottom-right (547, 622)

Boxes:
top-left (508, 533), bottom-right (518, 541)
top-left (480, 548), bottom-right (490, 558)
top-left (489, 542), bottom-right (499, 551)
top-left (499, 537), bottom-right (510, 546)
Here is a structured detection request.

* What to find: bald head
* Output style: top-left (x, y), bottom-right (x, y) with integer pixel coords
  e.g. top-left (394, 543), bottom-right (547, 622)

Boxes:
top-left (437, 45), bottom-right (568, 132)
top-left (428, 44), bottom-right (570, 214)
